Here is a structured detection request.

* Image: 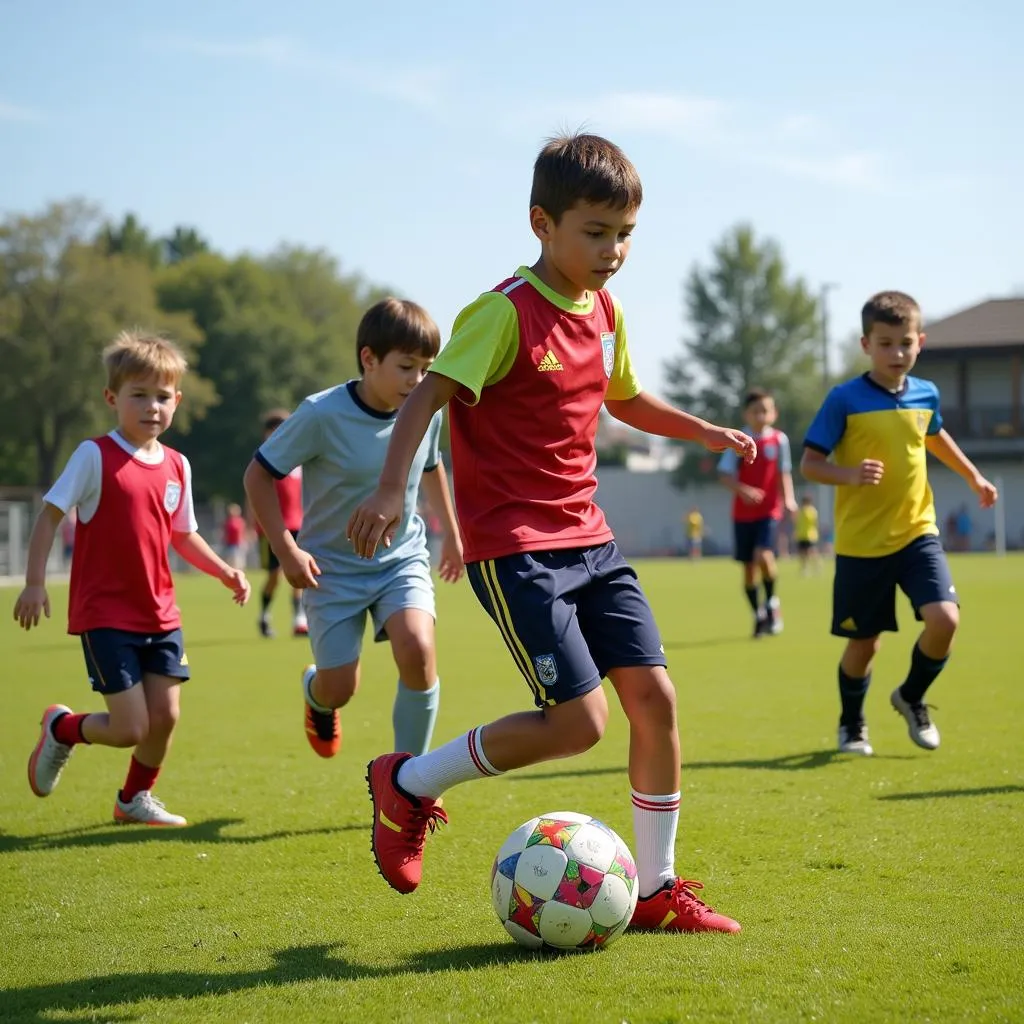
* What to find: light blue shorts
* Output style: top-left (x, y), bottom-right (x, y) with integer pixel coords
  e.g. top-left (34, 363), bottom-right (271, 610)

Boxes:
top-left (303, 556), bottom-right (435, 670)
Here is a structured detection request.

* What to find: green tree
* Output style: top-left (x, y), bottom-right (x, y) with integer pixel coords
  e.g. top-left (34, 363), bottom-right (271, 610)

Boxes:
top-left (664, 224), bottom-right (822, 483)
top-left (0, 201), bottom-right (209, 488)
top-left (163, 225), bottom-right (210, 265)
top-left (96, 212), bottom-right (165, 269)
top-left (157, 248), bottom-right (383, 500)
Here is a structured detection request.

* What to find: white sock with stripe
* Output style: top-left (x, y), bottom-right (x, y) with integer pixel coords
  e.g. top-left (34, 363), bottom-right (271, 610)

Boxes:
top-left (396, 727), bottom-right (501, 800)
top-left (632, 789), bottom-right (680, 898)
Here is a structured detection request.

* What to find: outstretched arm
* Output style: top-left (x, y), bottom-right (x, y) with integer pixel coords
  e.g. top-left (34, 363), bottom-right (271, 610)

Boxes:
top-left (925, 430), bottom-right (998, 507)
top-left (605, 391), bottom-right (756, 460)
top-left (171, 531), bottom-right (251, 604)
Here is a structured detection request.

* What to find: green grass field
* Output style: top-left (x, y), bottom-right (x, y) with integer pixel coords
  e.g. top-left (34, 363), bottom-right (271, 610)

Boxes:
top-left (1, 555), bottom-right (1022, 1024)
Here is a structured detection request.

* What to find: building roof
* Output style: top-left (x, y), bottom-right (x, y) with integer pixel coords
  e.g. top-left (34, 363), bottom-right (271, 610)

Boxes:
top-left (924, 298), bottom-right (1024, 350)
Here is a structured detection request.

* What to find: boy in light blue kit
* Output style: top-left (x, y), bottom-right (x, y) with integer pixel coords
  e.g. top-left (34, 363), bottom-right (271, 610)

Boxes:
top-left (244, 298), bottom-right (463, 760)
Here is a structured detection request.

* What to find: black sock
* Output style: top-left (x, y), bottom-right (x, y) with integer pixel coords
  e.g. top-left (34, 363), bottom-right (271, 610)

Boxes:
top-left (838, 666), bottom-right (871, 729)
top-left (763, 577), bottom-right (775, 603)
top-left (292, 594), bottom-right (301, 615)
top-left (744, 586), bottom-right (759, 613)
top-left (899, 644), bottom-right (948, 705)
top-left (261, 591), bottom-right (272, 616)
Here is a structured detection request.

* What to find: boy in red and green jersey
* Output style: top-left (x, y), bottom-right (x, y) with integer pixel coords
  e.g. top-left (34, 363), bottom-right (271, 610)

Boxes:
top-left (349, 133), bottom-right (755, 936)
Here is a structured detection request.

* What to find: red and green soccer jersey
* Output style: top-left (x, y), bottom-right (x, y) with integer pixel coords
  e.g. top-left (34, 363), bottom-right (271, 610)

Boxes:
top-left (432, 266), bottom-right (641, 562)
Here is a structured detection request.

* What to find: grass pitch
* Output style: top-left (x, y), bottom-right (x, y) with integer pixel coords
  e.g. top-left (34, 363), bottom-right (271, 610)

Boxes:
top-left (1, 555), bottom-right (1022, 1023)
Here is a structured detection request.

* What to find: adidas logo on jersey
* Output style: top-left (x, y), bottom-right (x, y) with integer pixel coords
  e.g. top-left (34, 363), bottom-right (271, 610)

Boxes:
top-left (537, 350), bottom-right (563, 372)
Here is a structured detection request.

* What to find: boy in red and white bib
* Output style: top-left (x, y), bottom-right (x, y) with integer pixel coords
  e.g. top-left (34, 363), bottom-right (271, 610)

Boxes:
top-left (14, 331), bottom-right (250, 826)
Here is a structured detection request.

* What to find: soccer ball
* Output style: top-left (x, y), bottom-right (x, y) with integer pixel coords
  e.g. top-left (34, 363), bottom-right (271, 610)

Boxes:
top-left (490, 811), bottom-right (639, 951)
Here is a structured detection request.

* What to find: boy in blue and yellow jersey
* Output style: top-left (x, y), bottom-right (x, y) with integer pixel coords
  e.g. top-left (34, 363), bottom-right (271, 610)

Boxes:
top-left (349, 133), bottom-right (755, 935)
top-left (801, 291), bottom-right (997, 756)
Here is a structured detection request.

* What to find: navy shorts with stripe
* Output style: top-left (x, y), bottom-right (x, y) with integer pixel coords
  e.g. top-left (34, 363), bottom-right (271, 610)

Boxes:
top-left (80, 628), bottom-right (190, 695)
top-left (832, 534), bottom-right (957, 639)
top-left (733, 517), bottom-right (777, 563)
top-left (466, 541), bottom-right (665, 709)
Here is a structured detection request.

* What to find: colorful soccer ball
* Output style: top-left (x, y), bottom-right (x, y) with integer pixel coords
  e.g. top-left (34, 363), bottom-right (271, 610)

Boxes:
top-left (490, 811), bottom-right (639, 951)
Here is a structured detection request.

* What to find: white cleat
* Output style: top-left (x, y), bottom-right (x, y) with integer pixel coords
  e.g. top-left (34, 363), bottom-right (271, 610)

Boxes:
top-left (28, 704), bottom-right (75, 797)
top-left (293, 611), bottom-right (309, 637)
top-left (838, 724), bottom-right (874, 756)
top-left (890, 689), bottom-right (940, 750)
top-left (767, 596), bottom-right (783, 635)
top-left (114, 790), bottom-right (187, 827)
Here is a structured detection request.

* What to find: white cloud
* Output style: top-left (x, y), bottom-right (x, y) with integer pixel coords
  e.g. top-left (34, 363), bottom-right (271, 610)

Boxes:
top-left (0, 100), bottom-right (42, 122)
top-left (164, 35), bottom-right (450, 112)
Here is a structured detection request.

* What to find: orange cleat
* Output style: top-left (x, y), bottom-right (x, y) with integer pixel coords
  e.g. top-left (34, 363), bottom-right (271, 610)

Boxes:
top-left (302, 665), bottom-right (341, 758)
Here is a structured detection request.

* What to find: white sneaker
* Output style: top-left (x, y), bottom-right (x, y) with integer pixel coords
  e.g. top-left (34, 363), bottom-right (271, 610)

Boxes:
top-left (838, 724), bottom-right (874, 756)
top-left (293, 610), bottom-right (309, 637)
top-left (890, 688), bottom-right (940, 750)
top-left (767, 596), bottom-right (783, 635)
top-left (114, 790), bottom-right (187, 826)
top-left (28, 704), bottom-right (75, 796)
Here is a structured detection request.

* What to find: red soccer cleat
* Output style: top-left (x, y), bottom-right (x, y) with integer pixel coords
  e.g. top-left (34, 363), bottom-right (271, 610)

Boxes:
top-left (366, 752), bottom-right (447, 894)
top-left (629, 878), bottom-right (742, 933)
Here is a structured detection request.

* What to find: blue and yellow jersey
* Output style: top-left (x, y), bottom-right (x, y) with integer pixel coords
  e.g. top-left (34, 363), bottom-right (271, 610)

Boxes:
top-left (804, 373), bottom-right (943, 557)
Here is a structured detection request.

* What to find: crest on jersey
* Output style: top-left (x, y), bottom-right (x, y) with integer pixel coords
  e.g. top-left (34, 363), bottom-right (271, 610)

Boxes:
top-left (163, 480), bottom-right (182, 513)
top-left (601, 332), bottom-right (616, 378)
top-left (763, 443), bottom-right (778, 461)
top-left (533, 654), bottom-right (558, 686)
top-left (917, 412), bottom-right (927, 431)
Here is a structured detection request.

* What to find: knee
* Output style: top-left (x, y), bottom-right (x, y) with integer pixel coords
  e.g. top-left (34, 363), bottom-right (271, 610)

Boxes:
top-left (629, 677), bottom-right (678, 727)
top-left (391, 631), bottom-right (434, 677)
top-left (924, 603), bottom-right (959, 642)
top-left (560, 699), bottom-right (609, 755)
top-left (146, 702), bottom-right (180, 741)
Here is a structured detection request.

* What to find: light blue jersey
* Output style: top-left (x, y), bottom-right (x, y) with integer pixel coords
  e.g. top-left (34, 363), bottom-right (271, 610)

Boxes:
top-left (255, 381), bottom-right (443, 668)
top-left (256, 380), bottom-right (442, 575)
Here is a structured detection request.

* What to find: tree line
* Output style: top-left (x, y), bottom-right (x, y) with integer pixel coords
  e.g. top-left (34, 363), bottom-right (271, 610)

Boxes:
top-left (2, 202), bottom-right (840, 499)
top-left (0, 201), bottom-right (385, 500)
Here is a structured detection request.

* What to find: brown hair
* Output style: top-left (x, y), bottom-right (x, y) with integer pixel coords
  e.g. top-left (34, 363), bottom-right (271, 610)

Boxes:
top-left (102, 330), bottom-right (188, 392)
top-left (743, 387), bottom-right (773, 409)
top-left (530, 132), bottom-right (643, 223)
top-left (861, 290), bottom-right (922, 335)
top-left (262, 407), bottom-right (292, 433)
top-left (357, 298), bottom-right (440, 373)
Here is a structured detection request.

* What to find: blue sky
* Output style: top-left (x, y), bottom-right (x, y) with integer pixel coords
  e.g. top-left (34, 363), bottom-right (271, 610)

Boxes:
top-left (2, 0), bottom-right (1021, 392)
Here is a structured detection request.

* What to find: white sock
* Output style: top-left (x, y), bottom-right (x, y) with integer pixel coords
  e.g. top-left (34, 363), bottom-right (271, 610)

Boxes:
top-left (632, 790), bottom-right (680, 898)
top-left (302, 665), bottom-right (332, 714)
top-left (396, 727), bottom-right (501, 800)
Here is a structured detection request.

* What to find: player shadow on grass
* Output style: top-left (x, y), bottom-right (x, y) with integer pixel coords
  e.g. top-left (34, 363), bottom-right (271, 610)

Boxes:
top-left (0, 818), bottom-right (363, 855)
top-left (2, 941), bottom-right (532, 1021)
top-left (876, 784), bottom-right (1024, 802)
top-left (510, 749), bottom-right (914, 782)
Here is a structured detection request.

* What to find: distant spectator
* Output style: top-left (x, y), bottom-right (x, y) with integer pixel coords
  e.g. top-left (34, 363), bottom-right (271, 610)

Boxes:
top-left (222, 503), bottom-right (248, 569)
top-left (685, 506), bottom-right (704, 560)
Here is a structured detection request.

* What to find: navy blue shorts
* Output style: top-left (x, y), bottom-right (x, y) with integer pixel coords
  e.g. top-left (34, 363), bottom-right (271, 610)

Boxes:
top-left (733, 518), bottom-right (778, 563)
top-left (832, 534), bottom-right (957, 639)
top-left (80, 628), bottom-right (190, 695)
top-left (466, 541), bottom-right (665, 708)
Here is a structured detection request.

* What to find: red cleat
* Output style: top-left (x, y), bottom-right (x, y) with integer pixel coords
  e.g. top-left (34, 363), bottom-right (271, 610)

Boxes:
top-left (366, 752), bottom-right (447, 894)
top-left (629, 879), bottom-right (742, 933)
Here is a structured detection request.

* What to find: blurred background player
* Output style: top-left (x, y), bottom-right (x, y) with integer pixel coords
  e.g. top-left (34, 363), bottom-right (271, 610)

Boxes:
top-left (685, 505), bottom-right (704, 560)
top-left (244, 298), bottom-right (463, 763)
top-left (221, 502), bottom-right (248, 570)
top-left (13, 331), bottom-right (250, 826)
top-left (251, 409), bottom-right (306, 638)
top-left (718, 388), bottom-right (797, 637)
top-left (794, 493), bottom-right (821, 575)
top-left (802, 291), bottom-right (998, 756)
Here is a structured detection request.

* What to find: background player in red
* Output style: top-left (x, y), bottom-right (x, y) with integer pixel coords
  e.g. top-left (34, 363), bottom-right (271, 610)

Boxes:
top-left (13, 331), bottom-right (250, 826)
top-left (718, 388), bottom-right (797, 637)
top-left (221, 502), bottom-right (248, 570)
top-left (251, 409), bottom-right (306, 638)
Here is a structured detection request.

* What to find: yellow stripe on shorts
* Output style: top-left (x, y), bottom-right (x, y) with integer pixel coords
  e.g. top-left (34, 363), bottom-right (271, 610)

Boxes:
top-left (480, 559), bottom-right (543, 705)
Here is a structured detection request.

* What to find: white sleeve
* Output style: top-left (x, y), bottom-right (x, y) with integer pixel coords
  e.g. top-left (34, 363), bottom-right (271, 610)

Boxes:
top-left (43, 441), bottom-right (102, 522)
top-left (172, 455), bottom-right (199, 533)
top-left (779, 433), bottom-right (793, 473)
